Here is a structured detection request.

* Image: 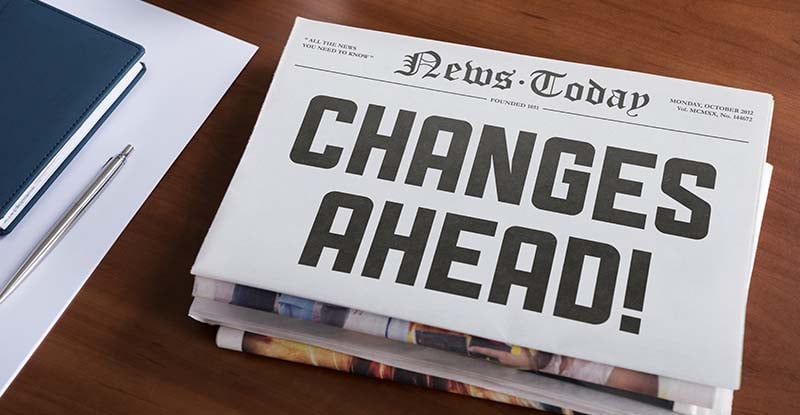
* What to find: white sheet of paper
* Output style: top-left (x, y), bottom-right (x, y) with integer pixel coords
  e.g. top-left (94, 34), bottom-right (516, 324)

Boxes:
top-left (0, 0), bottom-right (256, 396)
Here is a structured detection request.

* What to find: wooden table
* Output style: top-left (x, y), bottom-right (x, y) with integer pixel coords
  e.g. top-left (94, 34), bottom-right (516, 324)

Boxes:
top-left (2, 1), bottom-right (798, 414)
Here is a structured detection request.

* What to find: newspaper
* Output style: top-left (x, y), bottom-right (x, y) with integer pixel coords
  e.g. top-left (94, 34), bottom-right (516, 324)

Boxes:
top-left (191, 18), bottom-right (773, 389)
top-left (216, 326), bottom-right (575, 414)
top-left (193, 276), bottom-right (714, 408)
top-left (189, 163), bottom-right (769, 414)
top-left (191, 297), bottom-right (683, 415)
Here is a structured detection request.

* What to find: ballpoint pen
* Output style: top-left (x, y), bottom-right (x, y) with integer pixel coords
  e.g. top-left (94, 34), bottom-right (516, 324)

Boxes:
top-left (0, 144), bottom-right (134, 304)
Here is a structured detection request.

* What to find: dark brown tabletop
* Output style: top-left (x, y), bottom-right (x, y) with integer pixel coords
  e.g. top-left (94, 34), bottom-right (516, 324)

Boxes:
top-left (1, 1), bottom-right (798, 414)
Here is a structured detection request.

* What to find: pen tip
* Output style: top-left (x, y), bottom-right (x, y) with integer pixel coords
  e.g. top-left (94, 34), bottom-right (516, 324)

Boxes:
top-left (122, 145), bottom-right (134, 157)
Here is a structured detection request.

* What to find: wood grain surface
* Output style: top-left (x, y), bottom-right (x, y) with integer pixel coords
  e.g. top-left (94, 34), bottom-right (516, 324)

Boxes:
top-left (1, 1), bottom-right (798, 414)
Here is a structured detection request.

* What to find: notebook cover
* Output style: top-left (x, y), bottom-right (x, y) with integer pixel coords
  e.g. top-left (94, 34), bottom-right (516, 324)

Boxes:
top-left (0, 0), bottom-right (145, 235)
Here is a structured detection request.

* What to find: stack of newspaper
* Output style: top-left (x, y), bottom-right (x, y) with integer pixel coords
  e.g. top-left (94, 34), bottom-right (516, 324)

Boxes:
top-left (189, 18), bottom-right (773, 415)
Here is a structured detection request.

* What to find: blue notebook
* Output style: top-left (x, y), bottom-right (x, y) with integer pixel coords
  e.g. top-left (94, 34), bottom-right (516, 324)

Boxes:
top-left (0, 0), bottom-right (146, 235)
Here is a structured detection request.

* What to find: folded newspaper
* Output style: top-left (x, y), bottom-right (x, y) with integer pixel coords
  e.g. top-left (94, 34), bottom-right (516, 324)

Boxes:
top-left (189, 18), bottom-right (774, 415)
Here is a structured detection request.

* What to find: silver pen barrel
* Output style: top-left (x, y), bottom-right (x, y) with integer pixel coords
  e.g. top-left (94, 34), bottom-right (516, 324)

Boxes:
top-left (0, 145), bottom-right (133, 304)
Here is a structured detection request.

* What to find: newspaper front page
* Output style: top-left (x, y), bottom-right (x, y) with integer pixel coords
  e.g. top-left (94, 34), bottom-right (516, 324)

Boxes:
top-left (192, 18), bottom-right (773, 388)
